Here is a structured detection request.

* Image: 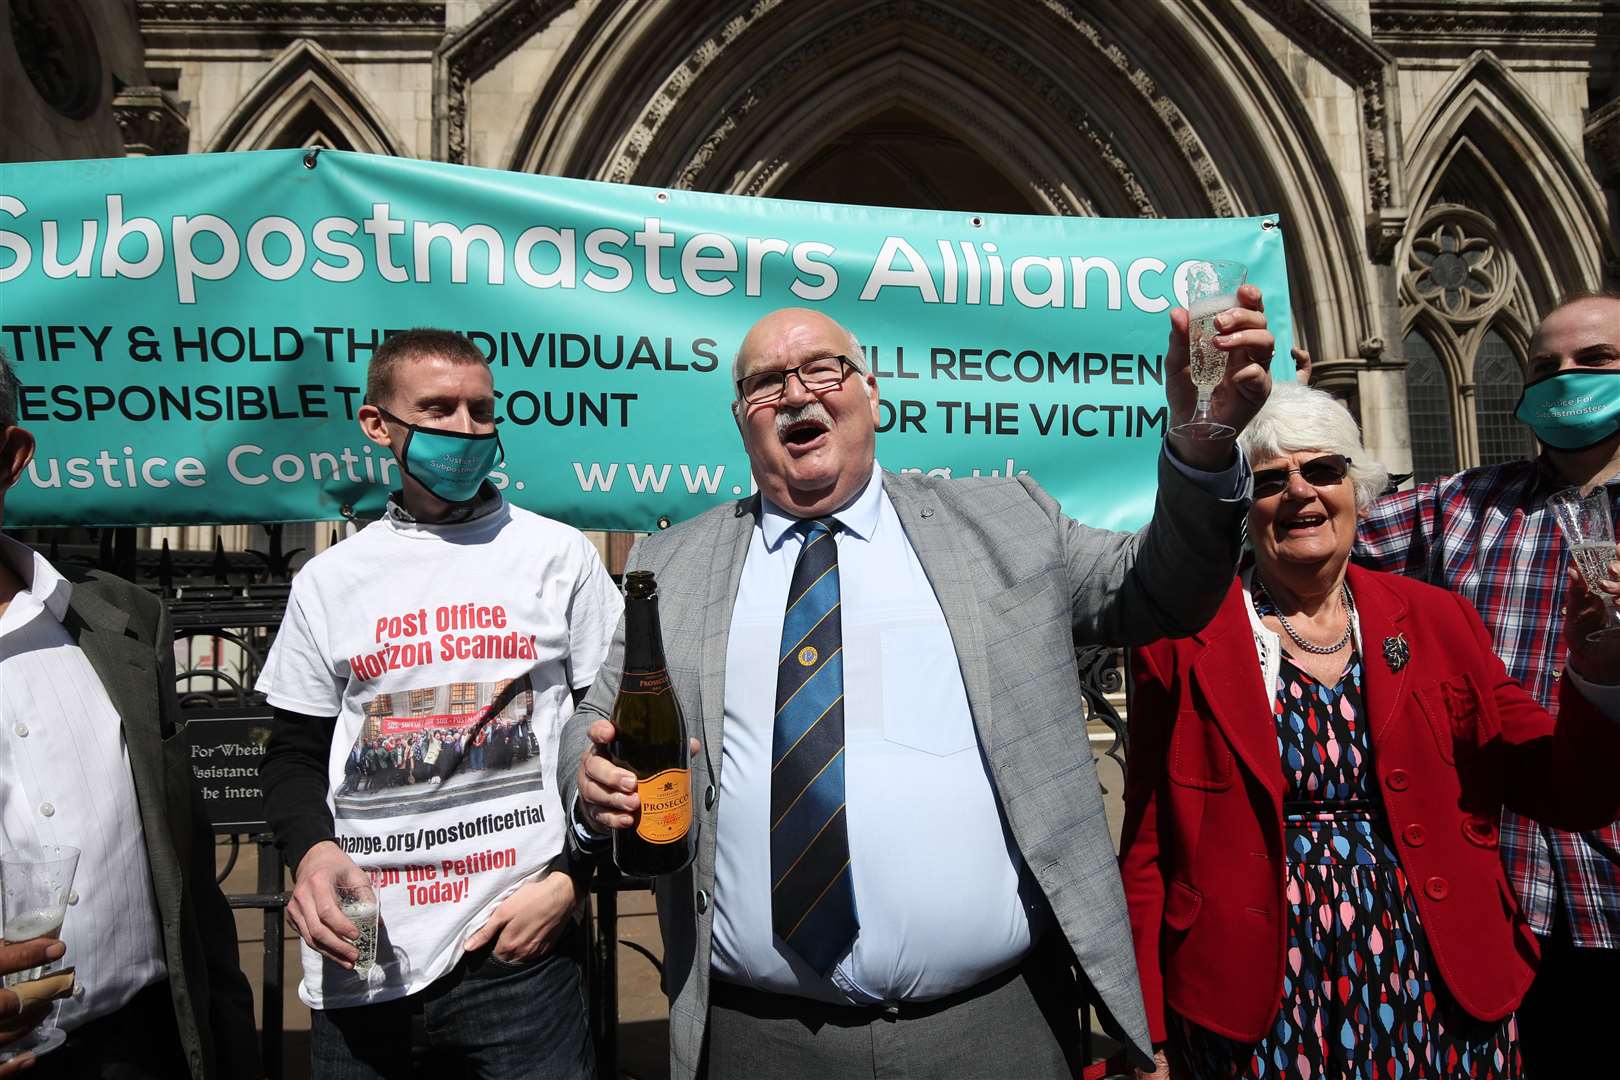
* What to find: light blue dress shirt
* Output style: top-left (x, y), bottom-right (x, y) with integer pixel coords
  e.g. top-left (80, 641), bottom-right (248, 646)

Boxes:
top-left (710, 450), bottom-right (1245, 1004)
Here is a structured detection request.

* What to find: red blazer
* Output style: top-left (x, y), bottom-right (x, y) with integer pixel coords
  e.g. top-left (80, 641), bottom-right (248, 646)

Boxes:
top-left (1120, 564), bottom-right (1620, 1044)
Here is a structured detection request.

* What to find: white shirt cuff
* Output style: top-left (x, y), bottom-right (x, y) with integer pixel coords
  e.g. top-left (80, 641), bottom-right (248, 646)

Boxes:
top-left (1162, 444), bottom-right (1249, 502)
top-left (1563, 665), bottom-right (1620, 722)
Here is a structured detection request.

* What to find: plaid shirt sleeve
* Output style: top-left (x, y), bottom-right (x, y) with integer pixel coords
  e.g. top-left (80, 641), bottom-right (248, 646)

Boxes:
top-left (1353, 481), bottom-right (1442, 576)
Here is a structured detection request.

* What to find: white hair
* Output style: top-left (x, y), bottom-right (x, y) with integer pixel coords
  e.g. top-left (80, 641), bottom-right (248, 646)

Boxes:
top-left (1237, 381), bottom-right (1389, 512)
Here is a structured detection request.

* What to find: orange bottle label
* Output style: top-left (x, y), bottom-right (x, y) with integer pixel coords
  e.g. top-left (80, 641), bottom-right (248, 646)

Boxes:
top-left (636, 767), bottom-right (692, 845)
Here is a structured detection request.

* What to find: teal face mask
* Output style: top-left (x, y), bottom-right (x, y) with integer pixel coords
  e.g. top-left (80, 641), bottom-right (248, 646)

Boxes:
top-left (377, 408), bottom-right (502, 503)
top-left (1515, 369), bottom-right (1620, 451)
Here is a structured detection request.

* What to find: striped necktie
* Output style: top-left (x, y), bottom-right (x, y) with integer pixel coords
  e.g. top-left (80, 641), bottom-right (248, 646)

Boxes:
top-left (770, 518), bottom-right (858, 974)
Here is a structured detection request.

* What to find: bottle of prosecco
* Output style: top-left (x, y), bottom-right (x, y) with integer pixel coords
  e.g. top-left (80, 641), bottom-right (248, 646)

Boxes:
top-left (610, 571), bottom-right (695, 876)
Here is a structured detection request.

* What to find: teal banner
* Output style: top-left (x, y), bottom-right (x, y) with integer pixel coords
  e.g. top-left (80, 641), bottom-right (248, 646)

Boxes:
top-left (0, 150), bottom-right (1293, 531)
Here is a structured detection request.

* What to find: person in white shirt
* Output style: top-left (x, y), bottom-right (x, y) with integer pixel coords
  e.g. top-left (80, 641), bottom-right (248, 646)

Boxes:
top-left (0, 353), bottom-right (260, 1079)
top-left (259, 329), bottom-right (621, 1079)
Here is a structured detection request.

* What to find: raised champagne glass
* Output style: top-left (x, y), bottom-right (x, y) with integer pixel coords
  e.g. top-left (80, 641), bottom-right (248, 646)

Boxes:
top-left (1170, 259), bottom-right (1247, 440)
top-left (1549, 484), bottom-right (1620, 641)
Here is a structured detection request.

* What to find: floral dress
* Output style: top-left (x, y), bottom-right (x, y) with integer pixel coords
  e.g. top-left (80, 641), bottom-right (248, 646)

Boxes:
top-left (1170, 645), bottom-right (1519, 1079)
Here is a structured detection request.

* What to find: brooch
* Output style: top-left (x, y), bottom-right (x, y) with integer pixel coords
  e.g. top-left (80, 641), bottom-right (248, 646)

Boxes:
top-left (1383, 633), bottom-right (1409, 673)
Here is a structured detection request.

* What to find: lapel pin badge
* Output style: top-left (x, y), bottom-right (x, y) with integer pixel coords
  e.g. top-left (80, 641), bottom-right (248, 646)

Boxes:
top-left (1383, 633), bottom-right (1409, 673)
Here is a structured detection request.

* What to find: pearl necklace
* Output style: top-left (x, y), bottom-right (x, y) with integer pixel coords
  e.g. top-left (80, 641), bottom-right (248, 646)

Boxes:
top-left (1256, 577), bottom-right (1354, 655)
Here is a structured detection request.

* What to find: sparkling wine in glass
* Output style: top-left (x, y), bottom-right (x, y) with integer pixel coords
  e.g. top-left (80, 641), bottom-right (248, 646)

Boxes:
top-left (1549, 484), bottom-right (1620, 641)
top-left (1171, 259), bottom-right (1247, 440)
top-left (0, 844), bottom-right (79, 1063)
top-left (1, 844), bottom-right (77, 987)
top-left (336, 880), bottom-right (380, 976)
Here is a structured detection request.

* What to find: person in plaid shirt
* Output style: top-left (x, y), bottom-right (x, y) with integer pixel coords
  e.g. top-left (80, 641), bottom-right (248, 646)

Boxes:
top-left (1355, 290), bottom-right (1620, 1076)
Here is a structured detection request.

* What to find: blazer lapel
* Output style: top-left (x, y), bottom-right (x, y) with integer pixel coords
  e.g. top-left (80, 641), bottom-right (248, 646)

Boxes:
top-left (1190, 585), bottom-right (1285, 807)
top-left (698, 499), bottom-right (756, 769)
top-left (63, 585), bottom-right (167, 833)
top-left (883, 473), bottom-right (997, 751)
top-left (1348, 564), bottom-right (1413, 744)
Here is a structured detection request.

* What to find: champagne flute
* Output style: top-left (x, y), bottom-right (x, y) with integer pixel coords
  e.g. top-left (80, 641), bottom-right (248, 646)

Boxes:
top-left (1171, 259), bottom-right (1247, 440)
top-left (0, 844), bottom-right (80, 1062)
top-left (336, 880), bottom-right (380, 977)
top-left (1548, 484), bottom-right (1620, 641)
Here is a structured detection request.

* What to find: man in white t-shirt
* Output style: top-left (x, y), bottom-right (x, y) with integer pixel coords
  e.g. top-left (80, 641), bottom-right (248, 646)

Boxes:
top-left (258, 329), bottom-right (621, 1079)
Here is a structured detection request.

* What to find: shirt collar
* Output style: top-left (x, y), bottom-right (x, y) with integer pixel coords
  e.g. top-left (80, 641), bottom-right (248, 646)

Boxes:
top-left (383, 481), bottom-right (505, 528)
top-left (0, 532), bottom-right (72, 623)
top-left (759, 459), bottom-right (885, 551)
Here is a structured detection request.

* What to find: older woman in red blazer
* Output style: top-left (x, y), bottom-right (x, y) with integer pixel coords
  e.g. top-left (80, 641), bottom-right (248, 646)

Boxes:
top-left (1121, 383), bottom-right (1620, 1079)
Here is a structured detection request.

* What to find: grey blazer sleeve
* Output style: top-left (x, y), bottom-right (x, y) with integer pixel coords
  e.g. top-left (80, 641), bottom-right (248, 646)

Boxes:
top-left (1032, 447), bottom-right (1247, 646)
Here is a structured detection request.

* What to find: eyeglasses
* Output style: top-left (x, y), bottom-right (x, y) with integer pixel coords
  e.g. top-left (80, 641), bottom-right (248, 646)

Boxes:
top-left (1252, 453), bottom-right (1352, 499)
top-left (736, 355), bottom-right (857, 405)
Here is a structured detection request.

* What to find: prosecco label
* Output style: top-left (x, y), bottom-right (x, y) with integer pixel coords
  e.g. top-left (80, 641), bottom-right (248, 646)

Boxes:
top-left (636, 767), bottom-right (692, 845)
top-left (621, 668), bottom-right (672, 695)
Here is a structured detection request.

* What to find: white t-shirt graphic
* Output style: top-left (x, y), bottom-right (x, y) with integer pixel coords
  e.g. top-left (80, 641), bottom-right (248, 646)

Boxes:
top-left (257, 499), bottom-right (621, 1009)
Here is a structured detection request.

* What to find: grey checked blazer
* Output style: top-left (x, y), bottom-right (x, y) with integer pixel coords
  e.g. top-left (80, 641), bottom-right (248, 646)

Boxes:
top-left (561, 454), bottom-right (1246, 1078)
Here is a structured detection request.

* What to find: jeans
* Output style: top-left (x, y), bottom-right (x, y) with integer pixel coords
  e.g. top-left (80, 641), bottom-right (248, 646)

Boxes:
top-left (310, 927), bottom-right (592, 1080)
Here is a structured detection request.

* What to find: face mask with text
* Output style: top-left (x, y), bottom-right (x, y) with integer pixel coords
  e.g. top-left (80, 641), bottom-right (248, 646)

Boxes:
top-left (1515, 369), bottom-right (1620, 451)
top-left (378, 408), bottom-right (502, 503)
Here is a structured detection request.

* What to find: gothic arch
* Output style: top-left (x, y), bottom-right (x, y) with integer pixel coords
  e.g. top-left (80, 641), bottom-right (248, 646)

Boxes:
top-left (510, 2), bottom-right (1237, 214)
top-left (484, 0), bottom-right (1376, 364)
top-left (651, 49), bottom-right (1123, 217)
top-left (1402, 51), bottom-right (1607, 308)
top-left (207, 39), bottom-right (404, 155)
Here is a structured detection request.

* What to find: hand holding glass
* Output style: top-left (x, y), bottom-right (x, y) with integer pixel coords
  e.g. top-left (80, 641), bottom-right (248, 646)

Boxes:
top-left (0, 844), bottom-right (79, 1062)
top-left (1171, 259), bottom-right (1248, 440)
top-left (1549, 485), bottom-right (1620, 641)
top-left (1, 845), bottom-right (77, 986)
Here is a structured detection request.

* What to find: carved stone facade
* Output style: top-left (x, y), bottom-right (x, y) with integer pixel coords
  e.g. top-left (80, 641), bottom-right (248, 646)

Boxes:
top-left (112, 84), bottom-right (190, 156)
top-left (3, 0), bottom-right (1616, 499)
top-left (2, 0), bottom-right (159, 161)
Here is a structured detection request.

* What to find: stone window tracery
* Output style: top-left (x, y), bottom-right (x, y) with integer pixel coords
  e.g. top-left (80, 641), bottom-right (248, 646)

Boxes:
top-left (1406, 220), bottom-right (1503, 320)
top-left (1398, 204), bottom-right (1534, 479)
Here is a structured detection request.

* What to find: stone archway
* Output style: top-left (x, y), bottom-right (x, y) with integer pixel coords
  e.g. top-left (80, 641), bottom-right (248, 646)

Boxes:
top-left (464, 0), bottom-right (1387, 363)
top-left (769, 104), bottom-right (1038, 214)
top-left (1385, 52), bottom-right (1607, 475)
top-left (511, 1), bottom-right (1236, 218)
top-left (1402, 51), bottom-right (1609, 307)
top-left (208, 39), bottom-right (404, 154)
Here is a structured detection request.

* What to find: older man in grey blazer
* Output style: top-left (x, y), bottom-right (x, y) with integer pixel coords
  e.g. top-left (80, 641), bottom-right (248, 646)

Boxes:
top-left (565, 299), bottom-right (1274, 1079)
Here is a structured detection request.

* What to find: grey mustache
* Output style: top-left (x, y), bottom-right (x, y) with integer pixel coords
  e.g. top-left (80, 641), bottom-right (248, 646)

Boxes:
top-left (776, 401), bottom-right (833, 440)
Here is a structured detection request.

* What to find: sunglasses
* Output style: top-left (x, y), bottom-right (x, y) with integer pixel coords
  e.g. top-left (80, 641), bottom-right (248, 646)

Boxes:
top-left (1252, 453), bottom-right (1351, 499)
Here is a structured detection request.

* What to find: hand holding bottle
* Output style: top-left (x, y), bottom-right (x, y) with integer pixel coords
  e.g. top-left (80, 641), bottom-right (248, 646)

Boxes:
top-left (576, 719), bottom-right (700, 834)
top-left (580, 571), bottom-right (701, 876)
